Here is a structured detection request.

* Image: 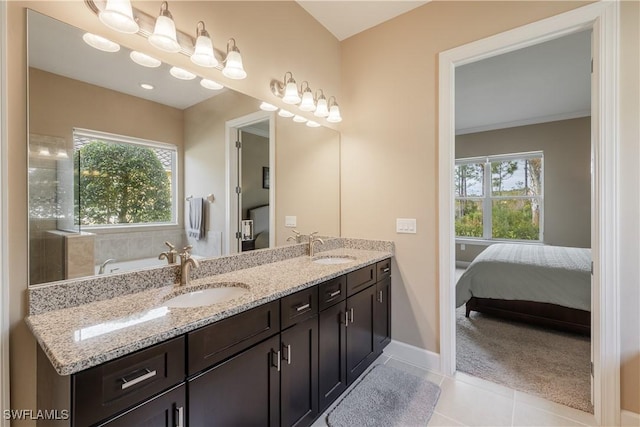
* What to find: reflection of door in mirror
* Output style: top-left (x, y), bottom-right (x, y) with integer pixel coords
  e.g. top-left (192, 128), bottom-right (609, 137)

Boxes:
top-left (239, 121), bottom-right (271, 252)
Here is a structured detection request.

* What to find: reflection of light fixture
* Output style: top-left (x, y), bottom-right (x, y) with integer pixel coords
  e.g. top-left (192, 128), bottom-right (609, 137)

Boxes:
top-left (130, 51), bottom-right (161, 68)
top-left (306, 120), bottom-right (321, 128)
top-left (148, 1), bottom-right (181, 53)
top-left (139, 83), bottom-right (154, 90)
top-left (298, 82), bottom-right (315, 111)
top-left (293, 115), bottom-right (307, 123)
top-left (99, 0), bottom-right (139, 34)
top-left (278, 109), bottom-right (294, 118)
top-left (169, 66), bottom-right (196, 80)
top-left (314, 90), bottom-right (329, 117)
top-left (327, 96), bottom-right (343, 123)
top-left (222, 38), bottom-right (247, 80)
top-left (56, 149), bottom-right (69, 158)
top-left (281, 72), bottom-right (301, 104)
top-left (260, 102), bottom-right (278, 111)
top-left (200, 79), bottom-right (224, 90)
top-left (38, 147), bottom-right (51, 157)
top-left (82, 33), bottom-right (120, 52)
top-left (191, 21), bottom-right (218, 68)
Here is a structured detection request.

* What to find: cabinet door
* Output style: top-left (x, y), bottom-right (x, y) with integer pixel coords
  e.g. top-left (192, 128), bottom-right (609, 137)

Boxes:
top-left (99, 383), bottom-right (185, 427)
top-left (318, 301), bottom-right (347, 412)
top-left (374, 276), bottom-right (392, 353)
top-left (281, 316), bottom-right (318, 427)
top-left (346, 286), bottom-right (377, 385)
top-left (188, 335), bottom-right (280, 427)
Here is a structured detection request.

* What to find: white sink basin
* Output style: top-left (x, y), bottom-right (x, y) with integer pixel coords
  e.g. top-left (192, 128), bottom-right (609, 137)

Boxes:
top-left (163, 285), bottom-right (249, 308)
top-left (313, 256), bottom-right (355, 265)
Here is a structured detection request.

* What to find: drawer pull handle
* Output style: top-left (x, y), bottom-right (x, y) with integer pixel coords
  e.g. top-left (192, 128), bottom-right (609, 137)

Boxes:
top-left (120, 369), bottom-right (157, 390)
top-left (175, 406), bottom-right (184, 427)
top-left (382, 267), bottom-right (390, 273)
top-left (329, 290), bottom-right (341, 298)
top-left (295, 303), bottom-right (311, 312)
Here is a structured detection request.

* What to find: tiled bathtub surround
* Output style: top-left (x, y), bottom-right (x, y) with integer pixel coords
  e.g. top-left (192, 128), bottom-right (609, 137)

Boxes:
top-left (28, 237), bottom-right (392, 315)
top-left (26, 240), bottom-right (393, 375)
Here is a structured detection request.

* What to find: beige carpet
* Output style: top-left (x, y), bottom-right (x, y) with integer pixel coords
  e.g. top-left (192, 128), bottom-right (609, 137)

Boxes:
top-left (456, 306), bottom-right (593, 413)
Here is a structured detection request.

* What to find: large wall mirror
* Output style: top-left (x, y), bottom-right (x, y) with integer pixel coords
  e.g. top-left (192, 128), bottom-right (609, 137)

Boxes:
top-left (27, 10), bottom-right (341, 287)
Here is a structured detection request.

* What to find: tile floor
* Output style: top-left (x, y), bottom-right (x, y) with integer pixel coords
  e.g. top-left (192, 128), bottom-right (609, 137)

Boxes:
top-left (312, 355), bottom-right (597, 427)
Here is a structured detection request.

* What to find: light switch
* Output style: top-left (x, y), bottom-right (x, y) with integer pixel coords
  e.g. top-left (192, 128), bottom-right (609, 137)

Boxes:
top-left (396, 218), bottom-right (417, 234)
top-left (285, 216), bottom-right (297, 227)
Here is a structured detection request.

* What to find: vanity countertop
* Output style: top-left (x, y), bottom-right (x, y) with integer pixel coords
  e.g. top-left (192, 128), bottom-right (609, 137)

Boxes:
top-left (26, 247), bottom-right (392, 376)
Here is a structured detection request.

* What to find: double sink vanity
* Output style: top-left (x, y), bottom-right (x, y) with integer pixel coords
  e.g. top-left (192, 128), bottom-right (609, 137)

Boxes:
top-left (26, 238), bottom-right (393, 426)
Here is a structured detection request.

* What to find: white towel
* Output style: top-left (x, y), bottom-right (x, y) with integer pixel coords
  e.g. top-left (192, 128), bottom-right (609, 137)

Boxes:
top-left (187, 197), bottom-right (205, 240)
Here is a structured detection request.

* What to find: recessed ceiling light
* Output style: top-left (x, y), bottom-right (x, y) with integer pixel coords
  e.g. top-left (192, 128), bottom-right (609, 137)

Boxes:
top-left (169, 66), bottom-right (196, 80)
top-left (140, 83), bottom-right (154, 90)
top-left (200, 79), bottom-right (224, 90)
top-left (82, 33), bottom-right (120, 53)
top-left (278, 109), bottom-right (294, 118)
top-left (130, 51), bottom-right (161, 68)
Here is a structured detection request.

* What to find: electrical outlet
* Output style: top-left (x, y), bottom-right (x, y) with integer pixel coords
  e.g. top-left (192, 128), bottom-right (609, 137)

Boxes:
top-left (396, 218), bottom-right (417, 234)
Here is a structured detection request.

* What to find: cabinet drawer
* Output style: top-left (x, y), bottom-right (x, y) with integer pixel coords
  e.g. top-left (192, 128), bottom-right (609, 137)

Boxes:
top-left (72, 336), bottom-right (185, 427)
top-left (188, 300), bottom-right (280, 376)
top-left (346, 264), bottom-right (376, 296)
top-left (281, 287), bottom-right (318, 330)
top-left (319, 276), bottom-right (346, 311)
top-left (376, 259), bottom-right (391, 282)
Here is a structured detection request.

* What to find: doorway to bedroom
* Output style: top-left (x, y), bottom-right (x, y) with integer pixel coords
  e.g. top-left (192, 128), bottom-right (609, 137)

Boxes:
top-left (452, 30), bottom-right (593, 413)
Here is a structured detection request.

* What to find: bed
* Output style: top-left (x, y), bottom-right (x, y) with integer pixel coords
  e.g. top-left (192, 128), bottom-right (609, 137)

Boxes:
top-left (456, 243), bottom-right (591, 334)
top-left (248, 205), bottom-right (270, 249)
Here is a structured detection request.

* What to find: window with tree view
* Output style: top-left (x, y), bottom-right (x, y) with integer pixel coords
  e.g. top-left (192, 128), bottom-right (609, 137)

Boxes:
top-left (455, 152), bottom-right (543, 241)
top-left (74, 130), bottom-right (177, 227)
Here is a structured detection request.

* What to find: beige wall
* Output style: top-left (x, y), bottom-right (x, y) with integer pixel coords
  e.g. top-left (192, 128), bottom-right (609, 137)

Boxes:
top-left (456, 118), bottom-right (592, 254)
top-left (341, 0), bottom-right (639, 414)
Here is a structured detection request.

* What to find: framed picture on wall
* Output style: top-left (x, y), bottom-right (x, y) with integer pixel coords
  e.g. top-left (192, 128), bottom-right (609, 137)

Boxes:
top-left (262, 167), bottom-right (270, 189)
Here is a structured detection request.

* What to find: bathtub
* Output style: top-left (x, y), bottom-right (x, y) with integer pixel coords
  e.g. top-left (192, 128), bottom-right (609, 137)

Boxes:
top-left (95, 255), bottom-right (204, 275)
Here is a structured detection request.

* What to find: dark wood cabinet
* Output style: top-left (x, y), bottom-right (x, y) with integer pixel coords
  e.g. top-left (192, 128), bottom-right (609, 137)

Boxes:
top-left (374, 276), bottom-right (392, 353)
top-left (188, 334), bottom-right (281, 427)
top-left (281, 316), bottom-right (319, 427)
top-left (99, 383), bottom-right (186, 427)
top-left (345, 285), bottom-right (377, 385)
top-left (318, 300), bottom-right (347, 412)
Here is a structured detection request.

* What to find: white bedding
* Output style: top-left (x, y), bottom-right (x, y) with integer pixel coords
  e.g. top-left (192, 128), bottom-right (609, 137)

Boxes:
top-left (456, 243), bottom-right (591, 311)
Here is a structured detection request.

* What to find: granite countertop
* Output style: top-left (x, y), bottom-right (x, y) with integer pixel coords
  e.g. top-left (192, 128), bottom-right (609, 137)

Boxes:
top-left (26, 247), bottom-right (392, 376)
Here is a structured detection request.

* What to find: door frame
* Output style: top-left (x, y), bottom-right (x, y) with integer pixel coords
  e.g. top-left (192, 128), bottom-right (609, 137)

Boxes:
top-left (437, 2), bottom-right (619, 426)
top-left (225, 111), bottom-right (275, 254)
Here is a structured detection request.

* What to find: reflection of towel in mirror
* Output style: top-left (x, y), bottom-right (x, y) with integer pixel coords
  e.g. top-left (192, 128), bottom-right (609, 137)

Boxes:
top-left (187, 197), bottom-right (205, 240)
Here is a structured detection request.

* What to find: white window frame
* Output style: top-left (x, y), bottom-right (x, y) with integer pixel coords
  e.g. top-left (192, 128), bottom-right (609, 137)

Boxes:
top-left (73, 128), bottom-right (178, 229)
top-left (455, 151), bottom-right (544, 242)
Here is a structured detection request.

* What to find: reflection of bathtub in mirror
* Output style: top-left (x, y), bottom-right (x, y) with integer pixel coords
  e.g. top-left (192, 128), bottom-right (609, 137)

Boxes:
top-left (94, 255), bottom-right (204, 276)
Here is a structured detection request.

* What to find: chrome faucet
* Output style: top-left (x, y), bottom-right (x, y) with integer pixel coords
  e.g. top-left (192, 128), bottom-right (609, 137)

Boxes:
top-left (308, 232), bottom-right (324, 257)
top-left (179, 246), bottom-right (200, 286)
top-left (158, 241), bottom-right (178, 264)
top-left (98, 258), bottom-right (117, 274)
top-left (286, 229), bottom-right (303, 244)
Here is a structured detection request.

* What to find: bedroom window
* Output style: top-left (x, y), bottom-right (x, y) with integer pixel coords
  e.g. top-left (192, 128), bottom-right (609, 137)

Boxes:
top-left (73, 129), bottom-right (177, 227)
top-left (455, 152), bottom-right (543, 241)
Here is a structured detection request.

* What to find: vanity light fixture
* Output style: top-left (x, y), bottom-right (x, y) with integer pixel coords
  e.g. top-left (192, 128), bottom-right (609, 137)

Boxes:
top-left (130, 51), bottom-right (161, 68)
top-left (222, 39), bottom-right (247, 80)
top-left (38, 147), bottom-right (51, 157)
top-left (278, 72), bottom-right (300, 104)
top-left (278, 109), bottom-right (295, 118)
top-left (200, 79), bottom-right (224, 90)
top-left (314, 90), bottom-right (329, 118)
top-left (82, 33), bottom-right (120, 52)
top-left (298, 82), bottom-right (316, 112)
top-left (191, 21), bottom-right (218, 68)
top-left (56, 149), bottom-right (69, 159)
top-left (99, 0), bottom-right (139, 34)
top-left (169, 66), bottom-right (196, 80)
top-left (139, 83), bottom-right (155, 90)
top-left (292, 115), bottom-right (307, 123)
top-left (148, 1), bottom-right (181, 53)
top-left (306, 120), bottom-right (321, 128)
top-left (259, 102), bottom-right (279, 112)
top-left (326, 96), bottom-right (343, 123)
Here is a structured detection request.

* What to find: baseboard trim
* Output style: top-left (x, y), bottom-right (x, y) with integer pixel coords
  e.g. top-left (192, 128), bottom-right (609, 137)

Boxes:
top-left (621, 410), bottom-right (640, 426)
top-left (383, 340), bottom-right (441, 373)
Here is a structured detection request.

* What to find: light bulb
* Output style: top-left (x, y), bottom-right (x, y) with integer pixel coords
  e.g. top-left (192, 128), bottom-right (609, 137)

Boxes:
top-left (327, 105), bottom-right (343, 123)
top-left (314, 96), bottom-right (329, 117)
top-left (299, 89), bottom-right (315, 111)
top-left (191, 22), bottom-right (218, 68)
top-left (222, 49), bottom-right (247, 79)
